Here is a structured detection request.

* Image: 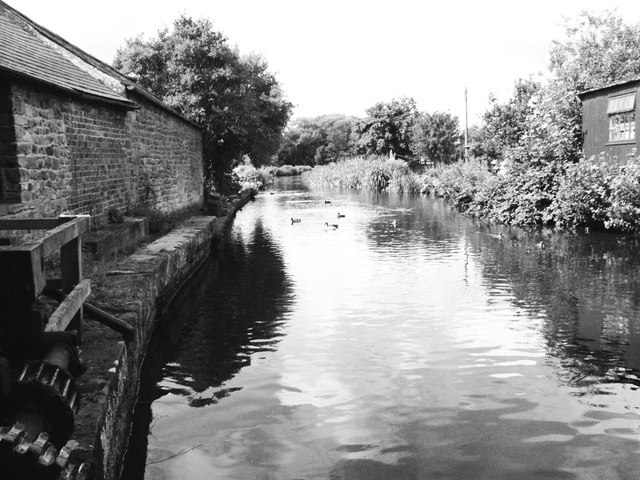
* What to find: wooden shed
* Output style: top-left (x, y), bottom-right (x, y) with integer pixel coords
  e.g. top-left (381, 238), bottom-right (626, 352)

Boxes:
top-left (580, 77), bottom-right (640, 161)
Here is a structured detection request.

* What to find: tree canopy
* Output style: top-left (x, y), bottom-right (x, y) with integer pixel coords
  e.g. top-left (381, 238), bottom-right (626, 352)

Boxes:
top-left (411, 111), bottom-right (461, 165)
top-left (113, 16), bottom-right (293, 189)
top-left (471, 11), bottom-right (640, 168)
top-left (277, 114), bottom-right (358, 166)
top-left (354, 97), bottom-right (418, 158)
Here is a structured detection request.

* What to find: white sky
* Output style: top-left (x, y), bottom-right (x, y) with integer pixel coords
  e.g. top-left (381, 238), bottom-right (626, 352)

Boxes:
top-left (7, 0), bottom-right (640, 125)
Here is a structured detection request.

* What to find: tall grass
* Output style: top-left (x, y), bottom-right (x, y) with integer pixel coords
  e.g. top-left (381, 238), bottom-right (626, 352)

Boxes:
top-left (305, 156), bottom-right (422, 192)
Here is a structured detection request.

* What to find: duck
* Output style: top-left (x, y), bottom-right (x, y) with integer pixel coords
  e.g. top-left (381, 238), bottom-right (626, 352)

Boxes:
top-left (324, 200), bottom-right (332, 204)
top-left (325, 222), bottom-right (339, 229)
top-left (291, 218), bottom-right (302, 224)
top-left (337, 212), bottom-right (346, 218)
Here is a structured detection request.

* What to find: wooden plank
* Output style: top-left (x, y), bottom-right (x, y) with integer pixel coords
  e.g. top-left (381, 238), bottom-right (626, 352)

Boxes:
top-left (0, 219), bottom-right (61, 231)
top-left (0, 244), bottom-right (45, 299)
top-left (44, 279), bottom-right (91, 333)
top-left (61, 236), bottom-right (82, 340)
top-left (40, 216), bottom-right (90, 257)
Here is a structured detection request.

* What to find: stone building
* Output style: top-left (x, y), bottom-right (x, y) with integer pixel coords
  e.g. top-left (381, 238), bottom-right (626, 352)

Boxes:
top-left (0, 1), bottom-right (203, 225)
top-left (580, 76), bottom-right (639, 161)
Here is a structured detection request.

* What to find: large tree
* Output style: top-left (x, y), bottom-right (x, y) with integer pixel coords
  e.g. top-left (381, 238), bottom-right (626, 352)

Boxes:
top-left (355, 97), bottom-right (418, 158)
top-left (411, 111), bottom-right (461, 165)
top-left (277, 114), bottom-right (358, 166)
top-left (470, 78), bottom-right (540, 166)
top-left (113, 16), bottom-right (293, 190)
top-left (470, 11), bottom-right (640, 170)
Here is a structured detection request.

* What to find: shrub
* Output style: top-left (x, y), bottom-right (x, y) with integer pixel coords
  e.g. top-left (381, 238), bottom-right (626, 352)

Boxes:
top-left (552, 160), bottom-right (613, 229)
top-left (232, 164), bottom-right (274, 191)
top-left (606, 162), bottom-right (640, 232)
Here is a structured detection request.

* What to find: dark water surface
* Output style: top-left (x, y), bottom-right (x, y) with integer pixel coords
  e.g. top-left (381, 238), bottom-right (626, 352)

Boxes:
top-left (122, 177), bottom-right (640, 480)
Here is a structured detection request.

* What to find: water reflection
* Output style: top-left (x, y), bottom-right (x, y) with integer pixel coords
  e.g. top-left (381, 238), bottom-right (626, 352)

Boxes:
top-left (467, 226), bottom-right (640, 387)
top-left (123, 177), bottom-right (640, 480)
top-left (121, 221), bottom-right (292, 479)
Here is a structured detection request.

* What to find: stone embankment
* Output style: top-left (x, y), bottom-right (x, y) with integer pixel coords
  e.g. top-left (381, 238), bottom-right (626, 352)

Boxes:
top-left (73, 192), bottom-right (254, 480)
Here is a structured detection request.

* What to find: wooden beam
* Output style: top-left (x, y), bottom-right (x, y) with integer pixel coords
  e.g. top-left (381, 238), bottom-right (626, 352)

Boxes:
top-left (44, 279), bottom-right (90, 333)
top-left (0, 219), bottom-right (61, 231)
top-left (61, 235), bottom-right (82, 340)
top-left (0, 244), bottom-right (45, 300)
top-left (40, 216), bottom-right (90, 258)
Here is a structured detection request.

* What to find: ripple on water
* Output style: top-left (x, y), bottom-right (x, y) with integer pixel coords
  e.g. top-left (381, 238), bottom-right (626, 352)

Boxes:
top-left (124, 180), bottom-right (640, 480)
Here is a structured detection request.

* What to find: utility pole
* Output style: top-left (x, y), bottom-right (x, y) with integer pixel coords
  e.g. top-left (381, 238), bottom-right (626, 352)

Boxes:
top-left (464, 87), bottom-right (469, 162)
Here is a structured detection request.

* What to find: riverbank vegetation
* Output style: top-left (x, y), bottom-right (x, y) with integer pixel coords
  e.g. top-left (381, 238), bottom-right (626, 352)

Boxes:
top-left (301, 11), bottom-right (640, 233)
top-left (420, 11), bottom-right (640, 233)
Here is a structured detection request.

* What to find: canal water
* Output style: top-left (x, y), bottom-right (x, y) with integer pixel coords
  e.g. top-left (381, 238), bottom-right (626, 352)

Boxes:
top-left (121, 176), bottom-right (640, 480)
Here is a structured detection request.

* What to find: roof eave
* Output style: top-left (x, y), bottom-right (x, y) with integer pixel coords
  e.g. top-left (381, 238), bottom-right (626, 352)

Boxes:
top-left (578, 77), bottom-right (640, 99)
top-left (0, 66), bottom-right (138, 110)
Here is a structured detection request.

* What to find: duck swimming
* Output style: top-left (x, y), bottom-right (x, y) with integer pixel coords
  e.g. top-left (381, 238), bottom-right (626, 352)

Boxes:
top-left (325, 222), bottom-right (339, 229)
top-left (291, 218), bottom-right (302, 224)
top-left (337, 212), bottom-right (346, 218)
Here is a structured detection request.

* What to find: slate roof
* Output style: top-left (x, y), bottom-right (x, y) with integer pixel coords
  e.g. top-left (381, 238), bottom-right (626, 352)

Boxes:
top-left (0, 1), bottom-right (134, 107)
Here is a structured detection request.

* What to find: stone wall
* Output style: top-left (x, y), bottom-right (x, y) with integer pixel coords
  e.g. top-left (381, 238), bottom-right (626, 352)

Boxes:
top-left (0, 81), bottom-right (203, 224)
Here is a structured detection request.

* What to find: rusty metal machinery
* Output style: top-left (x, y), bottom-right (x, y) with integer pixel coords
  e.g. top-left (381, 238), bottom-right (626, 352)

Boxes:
top-left (0, 216), bottom-right (92, 479)
top-left (0, 335), bottom-right (89, 479)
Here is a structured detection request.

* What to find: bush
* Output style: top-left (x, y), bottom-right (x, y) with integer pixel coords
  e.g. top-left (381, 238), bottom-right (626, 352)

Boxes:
top-left (605, 162), bottom-right (640, 231)
top-left (421, 160), bottom-right (494, 211)
top-left (552, 160), bottom-right (613, 229)
top-left (232, 164), bottom-right (274, 191)
top-left (421, 156), bottom-right (640, 233)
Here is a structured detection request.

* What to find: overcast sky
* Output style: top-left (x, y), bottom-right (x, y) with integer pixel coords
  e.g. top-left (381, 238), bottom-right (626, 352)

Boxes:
top-left (8, 0), bottom-right (640, 125)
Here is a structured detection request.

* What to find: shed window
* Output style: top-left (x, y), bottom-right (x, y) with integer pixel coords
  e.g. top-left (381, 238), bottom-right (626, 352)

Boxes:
top-left (609, 112), bottom-right (636, 141)
top-left (607, 93), bottom-right (636, 114)
top-left (608, 93), bottom-right (636, 142)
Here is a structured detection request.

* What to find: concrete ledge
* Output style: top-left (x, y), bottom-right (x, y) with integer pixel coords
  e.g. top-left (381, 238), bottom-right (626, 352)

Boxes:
top-left (82, 217), bottom-right (149, 260)
top-left (72, 192), bottom-right (254, 480)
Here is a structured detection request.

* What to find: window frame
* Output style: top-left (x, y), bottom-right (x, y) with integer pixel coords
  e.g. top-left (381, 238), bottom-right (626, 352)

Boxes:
top-left (607, 91), bottom-right (637, 144)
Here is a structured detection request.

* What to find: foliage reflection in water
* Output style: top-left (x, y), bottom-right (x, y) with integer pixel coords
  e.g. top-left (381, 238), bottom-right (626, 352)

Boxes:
top-left (122, 177), bottom-right (640, 480)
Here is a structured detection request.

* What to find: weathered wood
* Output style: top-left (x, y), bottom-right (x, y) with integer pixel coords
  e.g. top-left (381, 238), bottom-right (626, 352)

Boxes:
top-left (44, 279), bottom-right (91, 333)
top-left (40, 216), bottom-right (90, 258)
top-left (42, 283), bottom-right (135, 341)
top-left (0, 218), bottom-right (61, 231)
top-left (61, 235), bottom-right (83, 340)
top-left (0, 244), bottom-right (45, 300)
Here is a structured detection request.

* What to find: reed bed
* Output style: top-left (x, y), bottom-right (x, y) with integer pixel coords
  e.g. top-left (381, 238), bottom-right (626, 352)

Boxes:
top-left (304, 156), bottom-right (422, 192)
